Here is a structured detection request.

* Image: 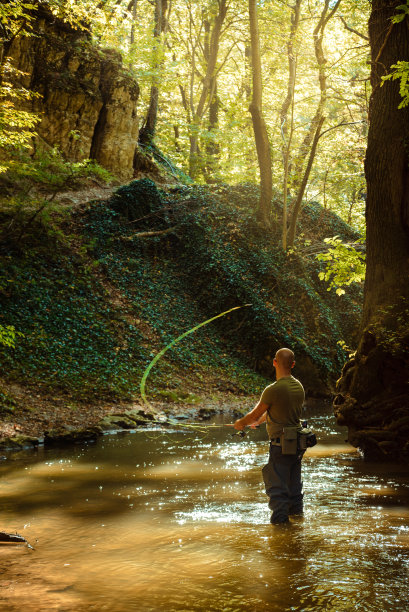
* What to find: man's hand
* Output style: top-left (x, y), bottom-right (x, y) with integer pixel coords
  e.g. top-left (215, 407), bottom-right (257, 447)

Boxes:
top-left (231, 401), bottom-right (269, 431)
top-left (233, 418), bottom-right (245, 431)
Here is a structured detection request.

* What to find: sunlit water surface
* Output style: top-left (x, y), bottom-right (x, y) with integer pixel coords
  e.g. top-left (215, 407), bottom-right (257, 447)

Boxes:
top-left (0, 402), bottom-right (409, 611)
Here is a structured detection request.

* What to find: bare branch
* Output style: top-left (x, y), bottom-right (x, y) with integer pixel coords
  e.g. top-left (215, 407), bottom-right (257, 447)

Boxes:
top-left (120, 226), bottom-right (179, 240)
top-left (338, 15), bottom-right (369, 41)
top-left (318, 121), bottom-right (362, 140)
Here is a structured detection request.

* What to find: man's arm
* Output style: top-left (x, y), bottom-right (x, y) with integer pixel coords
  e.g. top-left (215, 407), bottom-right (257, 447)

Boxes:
top-left (234, 400), bottom-right (269, 430)
top-left (252, 412), bottom-right (267, 427)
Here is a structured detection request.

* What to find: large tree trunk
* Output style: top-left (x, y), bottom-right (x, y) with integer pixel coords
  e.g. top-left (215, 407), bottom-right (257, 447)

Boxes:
top-left (333, 0), bottom-right (409, 462)
top-left (248, 0), bottom-right (273, 227)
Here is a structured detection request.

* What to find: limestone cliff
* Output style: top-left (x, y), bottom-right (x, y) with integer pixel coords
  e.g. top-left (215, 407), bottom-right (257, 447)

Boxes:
top-left (8, 6), bottom-right (140, 180)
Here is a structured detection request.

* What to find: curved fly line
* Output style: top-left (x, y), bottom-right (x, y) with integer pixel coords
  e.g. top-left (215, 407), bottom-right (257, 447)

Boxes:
top-left (140, 304), bottom-right (251, 411)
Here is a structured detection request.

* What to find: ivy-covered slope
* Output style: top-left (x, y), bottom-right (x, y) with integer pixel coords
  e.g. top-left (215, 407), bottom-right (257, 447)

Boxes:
top-left (0, 179), bottom-right (362, 408)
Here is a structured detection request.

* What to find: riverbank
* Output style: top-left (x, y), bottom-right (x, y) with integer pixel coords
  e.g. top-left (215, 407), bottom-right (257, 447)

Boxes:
top-left (0, 386), bottom-right (252, 452)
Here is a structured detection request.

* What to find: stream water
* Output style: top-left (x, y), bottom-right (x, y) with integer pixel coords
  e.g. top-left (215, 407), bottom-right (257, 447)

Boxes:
top-left (0, 401), bottom-right (409, 611)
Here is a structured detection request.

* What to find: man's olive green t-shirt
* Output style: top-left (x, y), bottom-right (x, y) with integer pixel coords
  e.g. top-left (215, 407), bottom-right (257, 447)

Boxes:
top-left (260, 375), bottom-right (305, 439)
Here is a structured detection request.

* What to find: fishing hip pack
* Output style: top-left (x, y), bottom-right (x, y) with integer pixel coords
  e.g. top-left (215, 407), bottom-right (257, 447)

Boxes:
top-left (281, 425), bottom-right (317, 455)
top-left (297, 426), bottom-right (317, 452)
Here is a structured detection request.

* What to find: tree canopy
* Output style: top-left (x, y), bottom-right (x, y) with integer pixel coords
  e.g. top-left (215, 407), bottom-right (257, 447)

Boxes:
top-left (2, 0), bottom-right (370, 237)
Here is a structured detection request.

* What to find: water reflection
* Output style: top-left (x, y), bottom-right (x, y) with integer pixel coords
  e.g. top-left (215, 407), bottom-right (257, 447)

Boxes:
top-left (0, 402), bottom-right (408, 611)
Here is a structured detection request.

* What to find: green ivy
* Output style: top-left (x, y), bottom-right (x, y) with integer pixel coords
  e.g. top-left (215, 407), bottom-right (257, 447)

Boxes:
top-left (0, 179), bottom-right (362, 401)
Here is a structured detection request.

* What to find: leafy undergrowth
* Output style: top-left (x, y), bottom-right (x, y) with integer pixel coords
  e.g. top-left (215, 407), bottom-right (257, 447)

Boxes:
top-left (0, 179), bottom-right (362, 412)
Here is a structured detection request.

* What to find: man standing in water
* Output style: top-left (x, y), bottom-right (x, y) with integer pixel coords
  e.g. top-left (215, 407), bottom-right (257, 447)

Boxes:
top-left (233, 348), bottom-right (305, 524)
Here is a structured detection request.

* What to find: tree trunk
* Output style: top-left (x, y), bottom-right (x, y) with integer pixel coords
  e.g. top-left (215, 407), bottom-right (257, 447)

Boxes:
top-left (286, 0), bottom-right (341, 247)
top-left (287, 115), bottom-right (325, 247)
top-left (280, 0), bottom-right (302, 249)
top-left (188, 0), bottom-right (227, 180)
top-left (244, 44), bottom-right (251, 101)
top-left (138, 0), bottom-right (167, 146)
top-left (203, 17), bottom-right (220, 182)
top-left (248, 0), bottom-right (272, 227)
top-left (130, 0), bottom-right (138, 46)
top-left (333, 0), bottom-right (409, 462)
top-left (280, 0), bottom-right (301, 143)
top-left (173, 124), bottom-right (181, 152)
top-left (205, 80), bottom-right (220, 182)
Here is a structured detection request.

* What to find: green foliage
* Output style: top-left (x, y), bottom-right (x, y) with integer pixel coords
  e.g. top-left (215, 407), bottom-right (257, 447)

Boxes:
top-left (0, 324), bottom-right (22, 348)
top-left (4, 147), bottom-right (114, 191)
top-left (3, 0), bottom-right (369, 237)
top-left (316, 236), bottom-right (365, 295)
top-left (0, 147), bottom-right (114, 239)
top-left (374, 298), bottom-right (409, 356)
top-left (382, 61), bottom-right (409, 109)
top-left (390, 3), bottom-right (409, 24)
top-left (0, 388), bottom-right (17, 414)
top-left (110, 178), bottom-right (163, 223)
top-left (0, 246), bottom-right (148, 399)
top-left (0, 180), bottom-right (362, 401)
top-left (91, 181), bottom-right (360, 380)
top-left (337, 339), bottom-right (354, 357)
top-left (0, 3), bottom-right (41, 170)
top-left (0, 75), bottom-right (40, 171)
top-left (0, 0), bottom-right (115, 173)
top-left (380, 0), bottom-right (409, 109)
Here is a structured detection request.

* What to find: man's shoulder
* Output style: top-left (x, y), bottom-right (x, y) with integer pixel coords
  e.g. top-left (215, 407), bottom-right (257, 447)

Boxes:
top-left (260, 381), bottom-right (278, 402)
top-left (275, 376), bottom-right (305, 395)
top-left (263, 381), bottom-right (277, 391)
top-left (289, 375), bottom-right (304, 388)
top-left (281, 375), bottom-right (303, 386)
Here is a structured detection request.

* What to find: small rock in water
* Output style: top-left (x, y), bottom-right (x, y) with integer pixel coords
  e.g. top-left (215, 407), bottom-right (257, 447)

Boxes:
top-left (0, 435), bottom-right (40, 451)
top-left (98, 415), bottom-right (136, 431)
top-left (44, 426), bottom-right (102, 446)
top-left (0, 532), bottom-right (27, 544)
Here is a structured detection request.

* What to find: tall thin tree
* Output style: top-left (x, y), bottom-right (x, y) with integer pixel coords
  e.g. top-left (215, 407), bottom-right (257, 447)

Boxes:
top-left (248, 0), bottom-right (272, 227)
top-left (139, 0), bottom-right (168, 146)
top-left (280, 0), bottom-right (302, 249)
top-left (286, 0), bottom-right (341, 247)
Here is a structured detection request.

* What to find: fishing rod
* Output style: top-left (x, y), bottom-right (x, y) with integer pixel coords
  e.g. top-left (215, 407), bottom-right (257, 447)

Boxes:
top-left (132, 413), bottom-right (256, 439)
top-left (170, 422), bottom-right (253, 438)
top-left (171, 422), bottom-right (259, 437)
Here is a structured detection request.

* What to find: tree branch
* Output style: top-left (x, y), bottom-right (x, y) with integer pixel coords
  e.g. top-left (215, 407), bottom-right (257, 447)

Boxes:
top-left (122, 226), bottom-right (179, 240)
top-left (338, 15), bottom-right (369, 41)
top-left (318, 121), bottom-right (362, 140)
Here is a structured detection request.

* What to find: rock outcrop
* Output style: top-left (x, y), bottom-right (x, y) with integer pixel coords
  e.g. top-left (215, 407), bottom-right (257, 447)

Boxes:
top-left (8, 5), bottom-right (140, 180)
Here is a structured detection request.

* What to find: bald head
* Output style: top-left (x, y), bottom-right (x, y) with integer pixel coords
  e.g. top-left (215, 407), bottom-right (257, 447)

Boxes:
top-left (274, 348), bottom-right (295, 374)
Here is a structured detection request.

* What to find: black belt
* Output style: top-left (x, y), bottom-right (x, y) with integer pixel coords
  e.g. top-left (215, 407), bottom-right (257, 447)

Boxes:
top-left (270, 437), bottom-right (281, 445)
